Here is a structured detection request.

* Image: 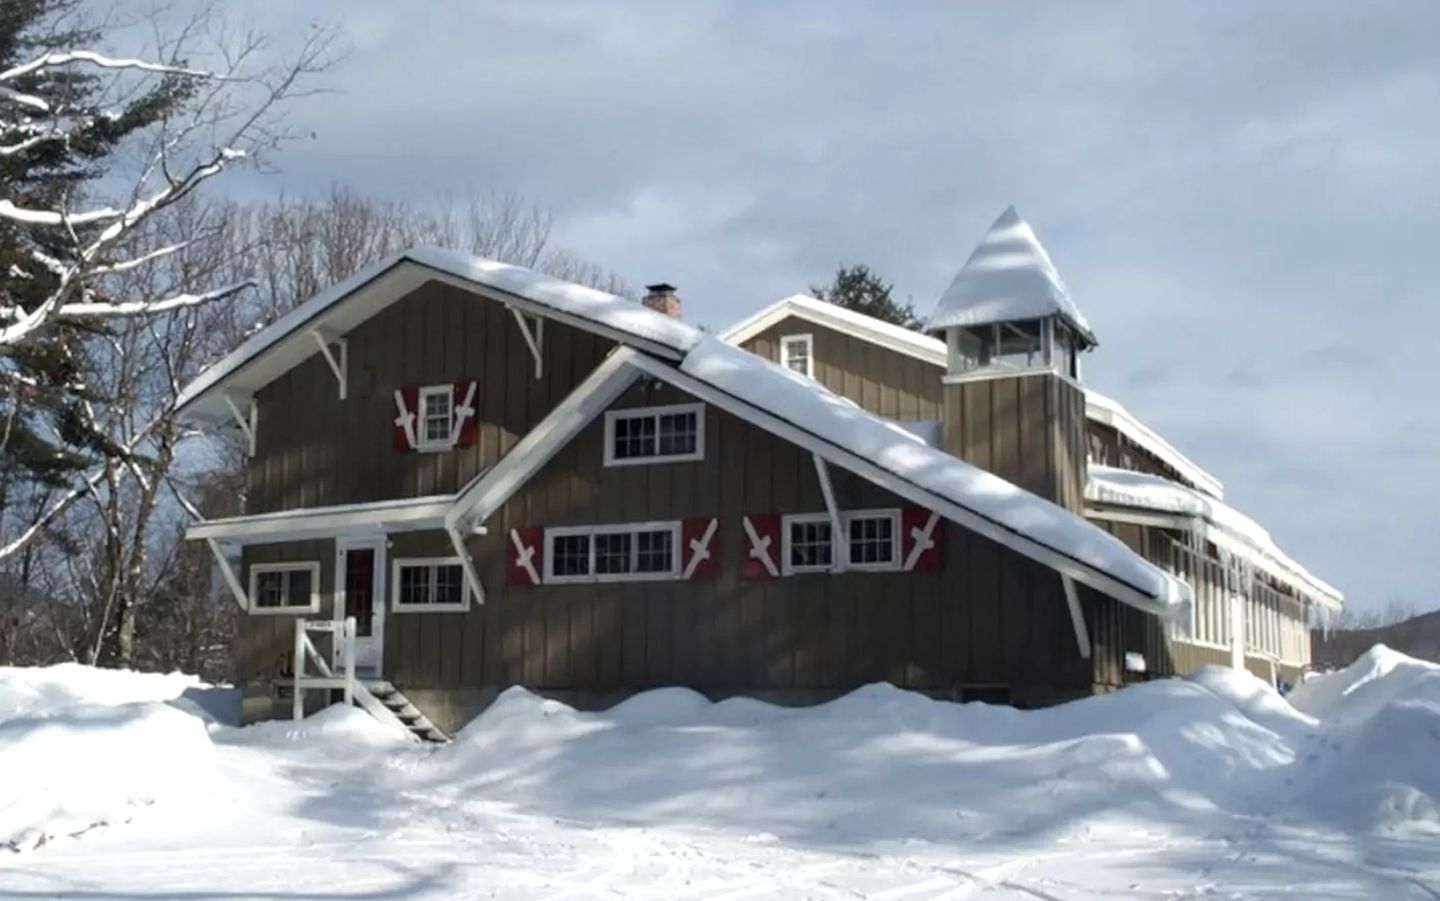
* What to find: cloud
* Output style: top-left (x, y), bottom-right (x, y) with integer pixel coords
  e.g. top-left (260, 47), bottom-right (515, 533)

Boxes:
top-left (225, 0), bottom-right (1440, 612)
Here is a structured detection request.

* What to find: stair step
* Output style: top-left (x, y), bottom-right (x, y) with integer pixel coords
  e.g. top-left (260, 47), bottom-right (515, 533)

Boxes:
top-left (355, 680), bottom-right (449, 743)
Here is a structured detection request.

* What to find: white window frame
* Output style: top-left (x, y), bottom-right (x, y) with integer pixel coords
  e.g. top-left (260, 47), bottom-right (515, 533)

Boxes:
top-left (390, 556), bottom-right (471, 613)
top-left (780, 333), bottom-right (814, 379)
top-left (843, 508), bottom-right (902, 572)
top-left (782, 508), bottom-right (902, 575)
top-left (542, 521), bottom-right (683, 584)
top-left (247, 561), bottom-right (321, 615)
top-left (416, 384), bottom-right (456, 453)
top-left (602, 403), bottom-right (705, 467)
top-left (781, 512), bottom-right (833, 575)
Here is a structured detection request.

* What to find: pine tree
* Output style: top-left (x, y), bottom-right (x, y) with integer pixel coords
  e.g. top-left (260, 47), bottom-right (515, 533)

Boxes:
top-left (809, 264), bottom-right (919, 328)
top-left (0, 1), bottom-right (198, 492)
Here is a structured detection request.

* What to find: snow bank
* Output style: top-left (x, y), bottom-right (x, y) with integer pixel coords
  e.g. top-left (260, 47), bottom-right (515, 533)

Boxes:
top-left (0, 701), bottom-right (216, 850)
top-left (0, 663), bottom-right (203, 721)
top-left (434, 672), bottom-right (1309, 845)
top-left (1288, 646), bottom-right (1440, 835)
top-left (0, 664), bottom-right (231, 851)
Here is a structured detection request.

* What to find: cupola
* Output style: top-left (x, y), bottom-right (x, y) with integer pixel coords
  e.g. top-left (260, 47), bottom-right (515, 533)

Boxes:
top-left (926, 206), bottom-right (1095, 384)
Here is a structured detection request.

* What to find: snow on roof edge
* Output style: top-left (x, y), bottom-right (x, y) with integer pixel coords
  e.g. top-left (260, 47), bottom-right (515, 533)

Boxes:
top-left (1086, 465), bottom-right (1341, 606)
top-left (1085, 391), bottom-right (1224, 499)
top-left (676, 334), bottom-right (1190, 613)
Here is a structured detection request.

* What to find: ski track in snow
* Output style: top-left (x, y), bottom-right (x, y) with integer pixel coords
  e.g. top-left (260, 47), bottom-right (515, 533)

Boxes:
top-left (2, 652), bottom-right (1439, 900)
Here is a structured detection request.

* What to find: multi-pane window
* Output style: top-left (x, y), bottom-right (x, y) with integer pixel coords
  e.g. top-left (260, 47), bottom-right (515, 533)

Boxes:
top-left (550, 534), bottom-right (591, 578)
top-left (419, 386), bottom-right (454, 449)
top-left (249, 562), bottom-right (319, 613)
top-left (544, 523), bottom-right (680, 583)
top-left (847, 512), bottom-right (897, 569)
top-left (604, 404), bottom-right (704, 465)
top-left (392, 559), bottom-right (468, 611)
top-left (784, 516), bottom-right (833, 573)
top-left (782, 509), bottom-right (901, 574)
top-left (780, 334), bottom-right (814, 378)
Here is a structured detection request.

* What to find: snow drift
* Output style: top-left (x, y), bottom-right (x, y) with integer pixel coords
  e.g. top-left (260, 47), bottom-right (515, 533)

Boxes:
top-left (2, 646), bottom-right (1438, 861)
top-left (0, 664), bottom-right (222, 850)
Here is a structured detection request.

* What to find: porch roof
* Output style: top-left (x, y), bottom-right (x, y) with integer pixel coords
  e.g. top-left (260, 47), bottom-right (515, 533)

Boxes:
top-left (186, 495), bottom-right (456, 544)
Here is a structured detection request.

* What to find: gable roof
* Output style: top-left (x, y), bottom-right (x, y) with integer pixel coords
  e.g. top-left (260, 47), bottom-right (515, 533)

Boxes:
top-left (174, 246), bottom-right (700, 426)
top-left (926, 206), bottom-right (1095, 344)
top-left (722, 293), bottom-right (948, 368)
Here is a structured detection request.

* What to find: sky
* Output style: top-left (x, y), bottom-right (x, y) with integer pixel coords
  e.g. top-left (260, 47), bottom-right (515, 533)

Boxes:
top-left (214, 1), bottom-right (1440, 615)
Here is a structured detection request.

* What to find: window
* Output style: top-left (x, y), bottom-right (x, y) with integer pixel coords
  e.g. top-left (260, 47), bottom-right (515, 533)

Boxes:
top-left (543, 522), bottom-right (681, 583)
top-left (847, 511), bottom-right (898, 570)
top-left (604, 404), bottom-right (704, 466)
top-left (417, 385), bottom-right (454, 451)
top-left (248, 562), bottom-right (320, 614)
top-left (782, 509), bottom-right (901, 575)
top-left (391, 558), bottom-right (469, 612)
top-left (784, 515), bottom-right (833, 573)
top-left (780, 333), bottom-right (814, 378)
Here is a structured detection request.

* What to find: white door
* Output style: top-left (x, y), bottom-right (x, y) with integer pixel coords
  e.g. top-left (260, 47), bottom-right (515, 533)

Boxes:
top-left (336, 538), bottom-right (385, 673)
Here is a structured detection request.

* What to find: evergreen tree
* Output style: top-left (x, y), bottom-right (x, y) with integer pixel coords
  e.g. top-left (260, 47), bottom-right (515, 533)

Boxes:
top-left (0, 1), bottom-right (197, 492)
top-left (810, 264), bottom-right (919, 329)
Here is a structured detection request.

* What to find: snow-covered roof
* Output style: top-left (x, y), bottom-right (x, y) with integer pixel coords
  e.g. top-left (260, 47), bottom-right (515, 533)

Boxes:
top-left (1086, 465), bottom-right (1342, 608)
top-left (179, 246), bottom-right (1187, 615)
top-left (925, 206), bottom-right (1096, 344)
top-left (175, 246), bottom-right (700, 424)
top-left (666, 336), bottom-right (1190, 616)
top-left (720, 294), bottom-right (1219, 496)
top-left (721, 293), bottom-right (948, 368)
top-left (1085, 391), bottom-right (1224, 499)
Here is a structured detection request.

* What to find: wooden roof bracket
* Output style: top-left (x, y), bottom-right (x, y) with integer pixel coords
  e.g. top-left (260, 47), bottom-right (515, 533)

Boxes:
top-left (812, 453), bottom-right (845, 573)
top-left (309, 329), bottom-right (348, 400)
top-left (446, 524), bottom-right (487, 607)
top-left (1061, 574), bottom-right (1091, 659)
top-left (509, 306), bottom-right (544, 379)
top-left (206, 537), bottom-right (250, 610)
top-left (223, 392), bottom-right (257, 457)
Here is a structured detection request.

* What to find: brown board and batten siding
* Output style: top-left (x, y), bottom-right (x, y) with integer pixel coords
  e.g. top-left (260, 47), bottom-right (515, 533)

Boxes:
top-left (941, 373), bottom-right (1087, 515)
top-left (246, 279), bottom-right (616, 514)
top-left (237, 540), bottom-right (336, 685)
top-left (740, 319), bottom-right (943, 423)
top-left (378, 380), bottom-right (1154, 730)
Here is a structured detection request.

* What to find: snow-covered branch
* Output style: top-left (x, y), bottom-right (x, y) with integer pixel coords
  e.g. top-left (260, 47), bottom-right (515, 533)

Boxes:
top-left (0, 279), bottom-right (255, 322)
top-left (0, 49), bottom-right (221, 88)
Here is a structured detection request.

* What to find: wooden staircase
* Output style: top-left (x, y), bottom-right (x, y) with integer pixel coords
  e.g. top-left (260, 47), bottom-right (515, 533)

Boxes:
top-left (292, 617), bottom-right (448, 743)
top-left (364, 680), bottom-right (448, 743)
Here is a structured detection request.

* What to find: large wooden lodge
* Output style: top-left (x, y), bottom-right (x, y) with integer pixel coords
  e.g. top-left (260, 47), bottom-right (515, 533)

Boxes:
top-left (178, 207), bottom-right (1343, 738)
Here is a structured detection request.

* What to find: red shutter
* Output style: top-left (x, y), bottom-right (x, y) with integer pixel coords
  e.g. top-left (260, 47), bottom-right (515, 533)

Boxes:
top-left (508, 526), bottom-right (543, 586)
top-left (392, 386), bottom-right (420, 452)
top-left (902, 506), bottom-right (943, 572)
top-left (681, 517), bottom-right (719, 580)
top-left (453, 380), bottom-right (478, 448)
top-left (742, 514), bottom-right (781, 579)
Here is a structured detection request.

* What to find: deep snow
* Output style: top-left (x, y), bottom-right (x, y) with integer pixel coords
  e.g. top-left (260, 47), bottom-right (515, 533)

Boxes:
top-left (1, 651), bottom-right (1437, 899)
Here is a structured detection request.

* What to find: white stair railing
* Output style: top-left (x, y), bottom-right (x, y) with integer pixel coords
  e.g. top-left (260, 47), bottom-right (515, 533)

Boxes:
top-left (292, 617), bottom-right (357, 719)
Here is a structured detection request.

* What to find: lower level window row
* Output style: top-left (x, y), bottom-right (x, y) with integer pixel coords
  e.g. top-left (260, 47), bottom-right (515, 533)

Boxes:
top-left (782, 510), bottom-right (900, 574)
top-left (546, 522), bottom-right (680, 583)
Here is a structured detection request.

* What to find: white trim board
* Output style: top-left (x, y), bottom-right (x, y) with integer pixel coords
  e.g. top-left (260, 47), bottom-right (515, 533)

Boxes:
top-left (446, 349), bottom-right (641, 532)
top-left (188, 495), bottom-right (455, 543)
top-left (722, 294), bottom-right (947, 368)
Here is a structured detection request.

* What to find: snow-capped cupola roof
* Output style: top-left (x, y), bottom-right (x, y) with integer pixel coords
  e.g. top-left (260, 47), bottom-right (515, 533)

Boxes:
top-left (926, 206), bottom-right (1096, 346)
